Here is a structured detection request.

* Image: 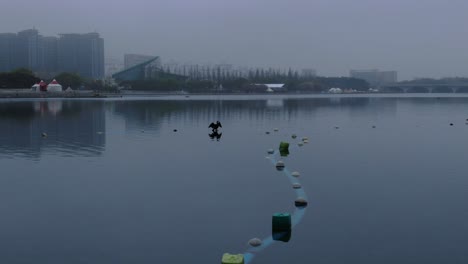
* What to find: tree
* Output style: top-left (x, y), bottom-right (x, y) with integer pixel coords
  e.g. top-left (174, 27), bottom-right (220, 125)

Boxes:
top-left (0, 68), bottom-right (40, 89)
top-left (55, 72), bottom-right (84, 89)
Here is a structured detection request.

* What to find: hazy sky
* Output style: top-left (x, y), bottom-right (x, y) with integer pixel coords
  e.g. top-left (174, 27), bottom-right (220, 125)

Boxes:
top-left (2, 0), bottom-right (468, 80)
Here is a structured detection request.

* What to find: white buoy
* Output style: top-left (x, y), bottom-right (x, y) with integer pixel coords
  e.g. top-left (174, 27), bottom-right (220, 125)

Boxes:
top-left (292, 183), bottom-right (302, 189)
top-left (276, 161), bottom-right (285, 168)
top-left (267, 149), bottom-right (274, 154)
top-left (96, 131), bottom-right (103, 135)
top-left (248, 238), bottom-right (262, 247)
top-left (302, 137), bottom-right (308, 141)
top-left (303, 140), bottom-right (309, 144)
top-left (292, 171), bottom-right (300, 177)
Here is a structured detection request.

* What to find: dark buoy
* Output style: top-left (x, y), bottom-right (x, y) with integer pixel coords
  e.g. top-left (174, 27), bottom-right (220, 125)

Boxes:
top-left (292, 134), bottom-right (297, 139)
top-left (265, 131), bottom-right (270, 134)
top-left (372, 125), bottom-right (376, 128)
top-left (292, 183), bottom-right (302, 189)
top-left (276, 160), bottom-right (285, 169)
top-left (41, 132), bottom-right (47, 138)
top-left (295, 198), bottom-right (308, 207)
top-left (173, 129), bottom-right (178, 132)
top-left (450, 123), bottom-right (454, 126)
top-left (267, 149), bottom-right (274, 154)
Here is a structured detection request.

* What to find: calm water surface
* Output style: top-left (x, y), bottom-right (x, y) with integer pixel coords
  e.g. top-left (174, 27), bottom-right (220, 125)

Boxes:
top-left (1, 95), bottom-right (468, 263)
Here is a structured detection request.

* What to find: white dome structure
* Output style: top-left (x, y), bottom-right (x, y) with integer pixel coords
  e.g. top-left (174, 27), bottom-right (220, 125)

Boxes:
top-left (47, 79), bottom-right (63, 92)
top-left (31, 83), bottom-right (40, 92)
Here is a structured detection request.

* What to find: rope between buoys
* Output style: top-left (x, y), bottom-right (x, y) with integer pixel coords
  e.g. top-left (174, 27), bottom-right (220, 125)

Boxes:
top-left (242, 145), bottom-right (308, 264)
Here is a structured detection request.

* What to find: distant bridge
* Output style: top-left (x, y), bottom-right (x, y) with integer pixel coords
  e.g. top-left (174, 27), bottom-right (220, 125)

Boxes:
top-left (381, 83), bottom-right (468, 93)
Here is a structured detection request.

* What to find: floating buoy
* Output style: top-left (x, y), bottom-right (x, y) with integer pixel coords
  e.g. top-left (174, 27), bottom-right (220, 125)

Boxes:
top-left (274, 128), bottom-right (279, 132)
top-left (298, 142), bottom-right (304, 147)
top-left (41, 132), bottom-right (47, 138)
top-left (265, 131), bottom-right (270, 134)
top-left (292, 134), bottom-right (297, 139)
top-left (222, 253), bottom-right (244, 264)
top-left (248, 238), bottom-right (262, 247)
top-left (335, 126), bottom-right (340, 129)
top-left (173, 129), bottom-right (178, 132)
top-left (279, 142), bottom-right (289, 155)
top-left (96, 131), bottom-right (103, 135)
top-left (450, 123), bottom-right (454, 126)
top-left (295, 198), bottom-right (308, 207)
top-left (301, 137), bottom-right (308, 141)
top-left (291, 171), bottom-right (300, 177)
top-left (292, 183), bottom-right (302, 189)
top-left (267, 149), bottom-right (274, 154)
top-left (372, 125), bottom-right (376, 128)
top-left (276, 161), bottom-right (285, 169)
top-left (303, 140), bottom-right (309, 144)
top-left (272, 213), bottom-right (291, 232)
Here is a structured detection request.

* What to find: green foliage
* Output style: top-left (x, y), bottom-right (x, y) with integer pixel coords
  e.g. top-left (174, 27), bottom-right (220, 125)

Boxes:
top-left (122, 79), bottom-right (181, 91)
top-left (0, 68), bottom-right (40, 89)
top-left (54, 72), bottom-right (84, 89)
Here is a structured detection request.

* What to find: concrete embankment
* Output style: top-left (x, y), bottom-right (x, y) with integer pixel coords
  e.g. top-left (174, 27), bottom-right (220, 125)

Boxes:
top-left (0, 90), bottom-right (109, 98)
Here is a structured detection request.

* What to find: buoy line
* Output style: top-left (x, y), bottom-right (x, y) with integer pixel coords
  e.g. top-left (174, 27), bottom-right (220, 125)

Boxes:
top-left (235, 143), bottom-right (309, 264)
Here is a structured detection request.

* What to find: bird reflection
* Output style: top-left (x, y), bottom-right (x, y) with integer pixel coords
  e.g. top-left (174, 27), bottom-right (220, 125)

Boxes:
top-left (209, 131), bottom-right (222, 141)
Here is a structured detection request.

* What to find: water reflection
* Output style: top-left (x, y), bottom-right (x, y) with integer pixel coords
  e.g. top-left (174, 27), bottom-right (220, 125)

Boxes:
top-left (209, 131), bottom-right (222, 141)
top-left (0, 100), bottom-right (105, 159)
top-left (110, 97), bottom-right (399, 135)
top-left (272, 230), bottom-right (292, 243)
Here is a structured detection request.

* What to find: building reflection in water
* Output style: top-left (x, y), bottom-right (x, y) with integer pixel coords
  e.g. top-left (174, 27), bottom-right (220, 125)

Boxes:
top-left (0, 100), bottom-right (106, 160)
top-left (111, 97), bottom-right (397, 134)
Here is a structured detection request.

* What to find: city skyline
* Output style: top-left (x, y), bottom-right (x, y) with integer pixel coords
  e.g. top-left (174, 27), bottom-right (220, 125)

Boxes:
top-left (2, 0), bottom-right (468, 80)
top-left (0, 28), bottom-right (104, 79)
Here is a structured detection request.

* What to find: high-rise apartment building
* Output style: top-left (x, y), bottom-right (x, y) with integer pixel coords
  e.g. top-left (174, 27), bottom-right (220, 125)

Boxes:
top-left (39, 36), bottom-right (58, 73)
top-left (16, 29), bottom-right (40, 71)
top-left (58, 33), bottom-right (104, 79)
top-left (0, 33), bottom-right (17, 72)
top-left (0, 29), bottom-right (104, 79)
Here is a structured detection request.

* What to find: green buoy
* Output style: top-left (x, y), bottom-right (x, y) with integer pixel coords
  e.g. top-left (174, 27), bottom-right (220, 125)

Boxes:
top-left (279, 142), bottom-right (289, 151)
top-left (272, 213), bottom-right (291, 232)
top-left (222, 253), bottom-right (244, 264)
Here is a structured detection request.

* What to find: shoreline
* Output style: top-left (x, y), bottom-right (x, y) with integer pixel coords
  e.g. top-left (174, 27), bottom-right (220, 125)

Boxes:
top-left (2, 89), bottom-right (468, 99)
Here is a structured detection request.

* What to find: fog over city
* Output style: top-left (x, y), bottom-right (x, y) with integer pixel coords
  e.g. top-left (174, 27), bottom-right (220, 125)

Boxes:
top-left (2, 0), bottom-right (468, 80)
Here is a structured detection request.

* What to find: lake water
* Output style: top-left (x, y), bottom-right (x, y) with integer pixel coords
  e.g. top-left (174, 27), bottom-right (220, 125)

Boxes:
top-left (1, 94), bottom-right (468, 264)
